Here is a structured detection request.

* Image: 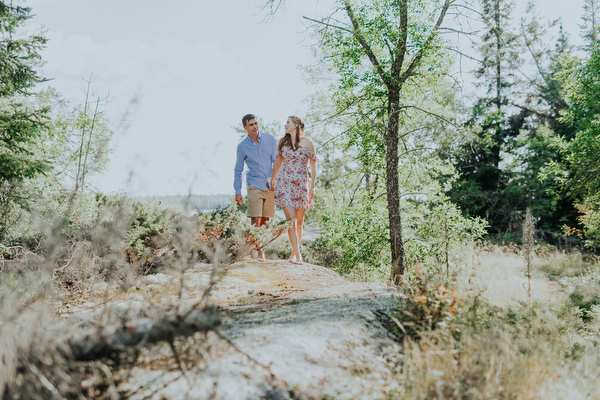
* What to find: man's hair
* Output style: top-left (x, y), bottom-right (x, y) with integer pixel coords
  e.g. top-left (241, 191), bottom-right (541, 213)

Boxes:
top-left (242, 114), bottom-right (256, 127)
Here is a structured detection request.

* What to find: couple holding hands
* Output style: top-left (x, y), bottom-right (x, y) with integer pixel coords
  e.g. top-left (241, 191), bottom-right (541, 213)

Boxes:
top-left (234, 114), bottom-right (317, 265)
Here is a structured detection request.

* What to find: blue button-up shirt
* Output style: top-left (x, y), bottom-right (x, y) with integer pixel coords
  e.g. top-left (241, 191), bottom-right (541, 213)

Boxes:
top-left (234, 132), bottom-right (278, 195)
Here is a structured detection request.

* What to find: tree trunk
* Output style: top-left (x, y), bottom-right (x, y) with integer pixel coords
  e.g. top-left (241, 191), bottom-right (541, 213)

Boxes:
top-left (75, 77), bottom-right (93, 192)
top-left (387, 88), bottom-right (405, 284)
top-left (66, 307), bottom-right (220, 361)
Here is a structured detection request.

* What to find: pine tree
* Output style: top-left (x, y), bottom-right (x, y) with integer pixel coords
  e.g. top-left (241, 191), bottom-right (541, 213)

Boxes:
top-left (450, 0), bottom-right (522, 235)
top-left (0, 1), bottom-right (49, 184)
top-left (0, 1), bottom-right (49, 239)
top-left (580, 0), bottom-right (600, 48)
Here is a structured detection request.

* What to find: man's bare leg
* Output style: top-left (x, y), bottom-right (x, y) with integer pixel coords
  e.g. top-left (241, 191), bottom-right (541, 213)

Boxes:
top-left (250, 217), bottom-right (269, 261)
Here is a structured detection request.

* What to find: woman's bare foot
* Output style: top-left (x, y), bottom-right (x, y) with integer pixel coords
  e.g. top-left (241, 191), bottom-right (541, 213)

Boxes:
top-left (289, 255), bottom-right (297, 263)
top-left (257, 249), bottom-right (266, 262)
top-left (291, 255), bottom-right (303, 265)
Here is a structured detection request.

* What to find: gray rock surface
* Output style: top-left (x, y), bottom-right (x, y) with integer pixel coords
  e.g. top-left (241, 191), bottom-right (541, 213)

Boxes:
top-left (118, 259), bottom-right (402, 399)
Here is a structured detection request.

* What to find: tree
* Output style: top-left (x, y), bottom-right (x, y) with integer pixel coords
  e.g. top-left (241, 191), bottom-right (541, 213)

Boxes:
top-left (449, 0), bottom-right (579, 241)
top-left (311, 0), bottom-right (454, 282)
top-left (0, 1), bottom-right (49, 184)
top-left (265, 0), bottom-right (454, 282)
top-left (558, 48), bottom-right (600, 202)
top-left (73, 76), bottom-right (113, 191)
top-left (450, 0), bottom-right (523, 235)
top-left (34, 85), bottom-right (114, 192)
top-left (510, 7), bottom-right (578, 236)
top-left (580, 0), bottom-right (600, 48)
top-left (554, 46), bottom-right (600, 247)
top-left (0, 1), bottom-right (48, 239)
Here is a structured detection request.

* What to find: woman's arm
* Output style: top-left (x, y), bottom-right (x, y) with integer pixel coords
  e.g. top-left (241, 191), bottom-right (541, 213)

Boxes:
top-left (306, 139), bottom-right (317, 200)
top-left (270, 154), bottom-right (283, 191)
top-left (309, 158), bottom-right (316, 200)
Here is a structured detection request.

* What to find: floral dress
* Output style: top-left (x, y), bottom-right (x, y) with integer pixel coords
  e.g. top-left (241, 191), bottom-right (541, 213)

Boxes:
top-left (274, 146), bottom-right (317, 209)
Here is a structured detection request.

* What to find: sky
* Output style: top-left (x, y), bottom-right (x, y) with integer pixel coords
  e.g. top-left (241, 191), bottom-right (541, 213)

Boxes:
top-left (26, 0), bottom-right (585, 197)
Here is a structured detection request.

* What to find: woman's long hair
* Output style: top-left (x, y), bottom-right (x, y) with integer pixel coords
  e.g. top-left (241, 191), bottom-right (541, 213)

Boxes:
top-left (278, 116), bottom-right (305, 154)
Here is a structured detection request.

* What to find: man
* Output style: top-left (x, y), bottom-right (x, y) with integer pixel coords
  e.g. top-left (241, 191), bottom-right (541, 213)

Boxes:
top-left (234, 114), bottom-right (278, 261)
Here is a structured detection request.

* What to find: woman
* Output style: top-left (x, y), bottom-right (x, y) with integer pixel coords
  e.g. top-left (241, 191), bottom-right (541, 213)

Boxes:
top-left (270, 116), bottom-right (317, 265)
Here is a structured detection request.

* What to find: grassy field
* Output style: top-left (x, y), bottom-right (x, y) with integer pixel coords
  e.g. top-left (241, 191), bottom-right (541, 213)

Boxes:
top-left (370, 245), bottom-right (600, 399)
top-left (1, 208), bottom-right (599, 399)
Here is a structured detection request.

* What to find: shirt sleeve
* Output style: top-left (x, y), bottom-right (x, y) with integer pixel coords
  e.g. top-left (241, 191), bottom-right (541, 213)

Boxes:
top-left (234, 144), bottom-right (245, 195)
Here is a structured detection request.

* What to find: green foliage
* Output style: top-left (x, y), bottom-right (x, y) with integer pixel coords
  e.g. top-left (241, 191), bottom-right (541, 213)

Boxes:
top-left (0, 2), bottom-right (49, 184)
top-left (558, 51), bottom-right (600, 198)
top-left (553, 45), bottom-right (600, 246)
top-left (313, 156), bottom-right (487, 275)
top-left (576, 201), bottom-right (600, 246)
top-left (123, 199), bottom-right (172, 259)
top-left (305, 0), bottom-right (455, 278)
top-left (476, 0), bottom-right (521, 104)
top-left (33, 86), bottom-right (114, 191)
top-left (449, 1), bottom-right (578, 241)
top-left (0, 2), bottom-right (51, 239)
top-left (569, 289), bottom-right (600, 322)
top-left (405, 196), bottom-right (488, 273)
top-left (319, 193), bottom-right (389, 273)
top-left (0, 2), bottom-right (46, 97)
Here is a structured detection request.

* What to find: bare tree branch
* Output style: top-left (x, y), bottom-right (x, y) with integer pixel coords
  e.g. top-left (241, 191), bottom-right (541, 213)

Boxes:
top-left (303, 16), bottom-right (353, 33)
top-left (401, 104), bottom-right (462, 129)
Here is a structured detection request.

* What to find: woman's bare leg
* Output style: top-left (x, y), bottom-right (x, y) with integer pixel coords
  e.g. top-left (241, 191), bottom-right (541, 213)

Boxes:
top-left (295, 208), bottom-right (306, 244)
top-left (294, 209), bottom-right (306, 264)
top-left (283, 207), bottom-right (301, 262)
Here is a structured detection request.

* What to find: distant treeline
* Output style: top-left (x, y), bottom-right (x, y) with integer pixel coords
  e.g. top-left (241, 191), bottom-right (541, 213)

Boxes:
top-left (135, 194), bottom-right (233, 212)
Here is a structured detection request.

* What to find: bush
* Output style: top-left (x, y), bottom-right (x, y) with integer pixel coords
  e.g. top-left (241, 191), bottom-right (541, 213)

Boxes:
top-left (313, 187), bottom-right (487, 278)
top-left (384, 265), bottom-right (465, 342)
top-left (318, 198), bottom-right (390, 273)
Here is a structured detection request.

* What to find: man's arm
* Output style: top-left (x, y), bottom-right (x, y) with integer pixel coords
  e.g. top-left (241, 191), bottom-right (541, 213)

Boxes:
top-left (270, 135), bottom-right (278, 164)
top-left (234, 145), bottom-right (245, 206)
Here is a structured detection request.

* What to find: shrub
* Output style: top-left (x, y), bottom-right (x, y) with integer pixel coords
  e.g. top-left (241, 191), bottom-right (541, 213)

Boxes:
top-left (385, 265), bottom-right (465, 341)
top-left (313, 188), bottom-right (487, 278)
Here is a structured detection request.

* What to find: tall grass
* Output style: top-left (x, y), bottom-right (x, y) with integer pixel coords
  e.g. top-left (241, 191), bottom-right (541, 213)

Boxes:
top-left (376, 244), bottom-right (600, 399)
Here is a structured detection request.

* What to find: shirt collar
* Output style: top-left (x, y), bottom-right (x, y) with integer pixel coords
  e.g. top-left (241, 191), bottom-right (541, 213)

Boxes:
top-left (247, 132), bottom-right (262, 142)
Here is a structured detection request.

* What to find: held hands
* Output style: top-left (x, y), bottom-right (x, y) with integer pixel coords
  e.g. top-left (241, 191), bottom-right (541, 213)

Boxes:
top-left (270, 179), bottom-right (276, 191)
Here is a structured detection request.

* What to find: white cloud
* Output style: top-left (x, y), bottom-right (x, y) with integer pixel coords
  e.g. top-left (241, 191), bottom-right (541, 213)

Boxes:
top-left (42, 31), bottom-right (240, 86)
top-left (39, 30), bottom-right (248, 196)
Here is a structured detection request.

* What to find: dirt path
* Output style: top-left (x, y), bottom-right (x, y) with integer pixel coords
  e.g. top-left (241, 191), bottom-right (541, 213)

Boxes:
top-left (118, 258), bottom-right (402, 399)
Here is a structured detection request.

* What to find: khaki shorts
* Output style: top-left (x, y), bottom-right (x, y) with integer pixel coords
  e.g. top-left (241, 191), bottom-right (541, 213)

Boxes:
top-left (247, 185), bottom-right (275, 218)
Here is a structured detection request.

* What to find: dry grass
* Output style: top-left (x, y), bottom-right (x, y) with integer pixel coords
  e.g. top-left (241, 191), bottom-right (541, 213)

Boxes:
top-left (3, 199), bottom-right (600, 399)
top-left (0, 204), bottom-right (234, 399)
top-left (457, 245), bottom-right (569, 308)
top-left (371, 244), bottom-right (600, 399)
